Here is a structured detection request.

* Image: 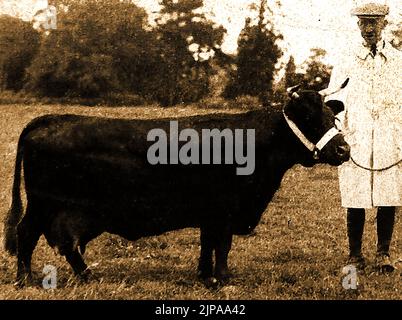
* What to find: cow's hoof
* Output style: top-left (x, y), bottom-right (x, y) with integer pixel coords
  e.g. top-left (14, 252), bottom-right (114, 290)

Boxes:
top-left (197, 269), bottom-right (213, 280)
top-left (215, 272), bottom-right (232, 284)
top-left (375, 254), bottom-right (395, 274)
top-left (14, 280), bottom-right (25, 289)
top-left (14, 274), bottom-right (33, 288)
top-left (203, 277), bottom-right (220, 289)
top-left (77, 269), bottom-right (93, 282)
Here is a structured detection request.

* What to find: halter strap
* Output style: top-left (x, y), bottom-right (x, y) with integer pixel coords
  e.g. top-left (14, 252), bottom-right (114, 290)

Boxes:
top-left (283, 111), bottom-right (341, 159)
top-left (316, 127), bottom-right (340, 151)
top-left (282, 112), bottom-right (316, 152)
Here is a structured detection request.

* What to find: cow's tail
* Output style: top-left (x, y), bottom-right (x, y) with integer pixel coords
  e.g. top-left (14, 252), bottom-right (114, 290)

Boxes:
top-left (3, 115), bottom-right (57, 255)
top-left (3, 133), bottom-right (25, 255)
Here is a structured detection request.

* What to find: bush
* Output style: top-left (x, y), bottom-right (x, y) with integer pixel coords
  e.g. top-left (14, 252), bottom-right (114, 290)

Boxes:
top-left (26, 45), bottom-right (120, 97)
top-left (25, 0), bottom-right (151, 98)
top-left (233, 95), bottom-right (262, 108)
top-left (0, 15), bottom-right (40, 91)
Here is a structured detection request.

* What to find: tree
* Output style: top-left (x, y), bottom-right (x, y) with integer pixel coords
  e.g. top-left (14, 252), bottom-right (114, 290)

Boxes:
top-left (284, 55), bottom-right (296, 88)
top-left (145, 0), bottom-right (226, 106)
top-left (26, 0), bottom-right (152, 98)
top-left (224, 0), bottom-right (283, 101)
top-left (283, 55), bottom-right (304, 88)
top-left (0, 15), bottom-right (40, 91)
top-left (302, 48), bottom-right (332, 91)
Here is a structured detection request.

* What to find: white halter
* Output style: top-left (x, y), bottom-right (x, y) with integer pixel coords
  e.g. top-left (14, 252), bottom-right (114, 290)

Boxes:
top-left (282, 111), bottom-right (341, 160)
top-left (283, 78), bottom-right (349, 159)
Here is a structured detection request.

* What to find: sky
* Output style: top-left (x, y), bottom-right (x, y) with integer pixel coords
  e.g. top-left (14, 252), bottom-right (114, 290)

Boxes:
top-left (1, 0), bottom-right (401, 66)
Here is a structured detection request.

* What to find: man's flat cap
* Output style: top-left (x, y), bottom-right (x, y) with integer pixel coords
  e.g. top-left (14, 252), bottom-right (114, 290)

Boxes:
top-left (351, 2), bottom-right (389, 16)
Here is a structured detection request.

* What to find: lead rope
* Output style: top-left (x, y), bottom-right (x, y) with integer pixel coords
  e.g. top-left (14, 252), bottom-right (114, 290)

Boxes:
top-left (335, 116), bottom-right (402, 172)
top-left (350, 157), bottom-right (402, 172)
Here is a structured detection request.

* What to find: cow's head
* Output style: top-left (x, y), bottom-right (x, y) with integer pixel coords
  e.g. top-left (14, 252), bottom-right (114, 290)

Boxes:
top-left (283, 80), bottom-right (350, 167)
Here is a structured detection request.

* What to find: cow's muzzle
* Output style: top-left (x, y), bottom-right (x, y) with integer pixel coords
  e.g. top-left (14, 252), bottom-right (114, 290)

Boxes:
top-left (336, 144), bottom-right (350, 160)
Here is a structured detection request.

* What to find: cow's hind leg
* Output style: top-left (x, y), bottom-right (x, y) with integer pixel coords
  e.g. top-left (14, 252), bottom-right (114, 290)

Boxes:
top-left (214, 231), bottom-right (233, 283)
top-left (65, 249), bottom-right (91, 281)
top-left (15, 205), bottom-right (41, 287)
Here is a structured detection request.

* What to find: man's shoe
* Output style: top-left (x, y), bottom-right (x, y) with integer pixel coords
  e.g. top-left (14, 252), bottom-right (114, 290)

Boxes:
top-left (375, 254), bottom-right (395, 274)
top-left (347, 255), bottom-right (366, 271)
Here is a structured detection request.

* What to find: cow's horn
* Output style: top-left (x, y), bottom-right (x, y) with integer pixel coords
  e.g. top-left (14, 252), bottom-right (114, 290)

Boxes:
top-left (287, 84), bottom-right (301, 98)
top-left (318, 78), bottom-right (349, 97)
top-left (318, 88), bottom-right (330, 97)
top-left (319, 78), bottom-right (350, 97)
top-left (286, 84), bottom-right (302, 94)
top-left (340, 78), bottom-right (349, 89)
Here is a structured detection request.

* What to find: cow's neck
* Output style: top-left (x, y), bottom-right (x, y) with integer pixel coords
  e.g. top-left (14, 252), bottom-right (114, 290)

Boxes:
top-left (245, 110), bottom-right (303, 201)
top-left (266, 109), bottom-right (303, 170)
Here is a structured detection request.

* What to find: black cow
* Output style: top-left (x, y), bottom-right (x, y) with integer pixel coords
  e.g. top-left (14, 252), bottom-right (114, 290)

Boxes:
top-left (3, 86), bottom-right (350, 287)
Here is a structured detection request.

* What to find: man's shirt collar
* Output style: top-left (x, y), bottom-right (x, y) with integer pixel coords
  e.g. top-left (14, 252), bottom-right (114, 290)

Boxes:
top-left (356, 39), bottom-right (388, 61)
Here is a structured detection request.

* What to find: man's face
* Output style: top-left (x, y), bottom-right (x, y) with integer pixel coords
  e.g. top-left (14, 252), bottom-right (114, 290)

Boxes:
top-left (357, 17), bottom-right (387, 46)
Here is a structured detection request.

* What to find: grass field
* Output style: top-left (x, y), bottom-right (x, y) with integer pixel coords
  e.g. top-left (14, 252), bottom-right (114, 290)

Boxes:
top-left (0, 104), bottom-right (400, 300)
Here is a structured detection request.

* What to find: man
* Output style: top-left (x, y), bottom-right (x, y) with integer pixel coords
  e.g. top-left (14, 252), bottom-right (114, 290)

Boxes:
top-left (326, 2), bottom-right (401, 273)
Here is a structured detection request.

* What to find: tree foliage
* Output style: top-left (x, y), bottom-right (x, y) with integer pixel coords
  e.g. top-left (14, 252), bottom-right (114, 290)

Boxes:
top-left (145, 0), bottom-right (226, 106)
top-left (284, 55), bottom-right (304, 88)
top-left (282, 49), bottom-right (332, 92)
top-left (27, 0), bottom-right (226, 103)
top-left (302, 48), bottom-right (332, 91)
top-left (0, 15), bottom-right (40, 91)
top-left (26, 0), bottom-right (151, 98)
top-left (224, 0), bottom-right (283, 101)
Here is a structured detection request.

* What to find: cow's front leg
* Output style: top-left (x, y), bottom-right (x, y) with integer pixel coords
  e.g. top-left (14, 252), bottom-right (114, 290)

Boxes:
top-left (214, 232), bottom-right (233, 283)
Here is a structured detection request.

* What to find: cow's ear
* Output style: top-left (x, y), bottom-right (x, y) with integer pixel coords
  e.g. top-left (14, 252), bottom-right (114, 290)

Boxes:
top-left (325, 100), bottom-right (344, 115)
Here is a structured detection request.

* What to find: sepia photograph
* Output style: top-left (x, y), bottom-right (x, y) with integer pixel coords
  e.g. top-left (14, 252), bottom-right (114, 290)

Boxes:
top-left (0, 0), bottom-right (400, 306)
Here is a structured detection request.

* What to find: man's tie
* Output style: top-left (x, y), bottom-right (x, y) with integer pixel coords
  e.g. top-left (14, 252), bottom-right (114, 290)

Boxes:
top-left (370, 44), bottom-right (377, 56)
